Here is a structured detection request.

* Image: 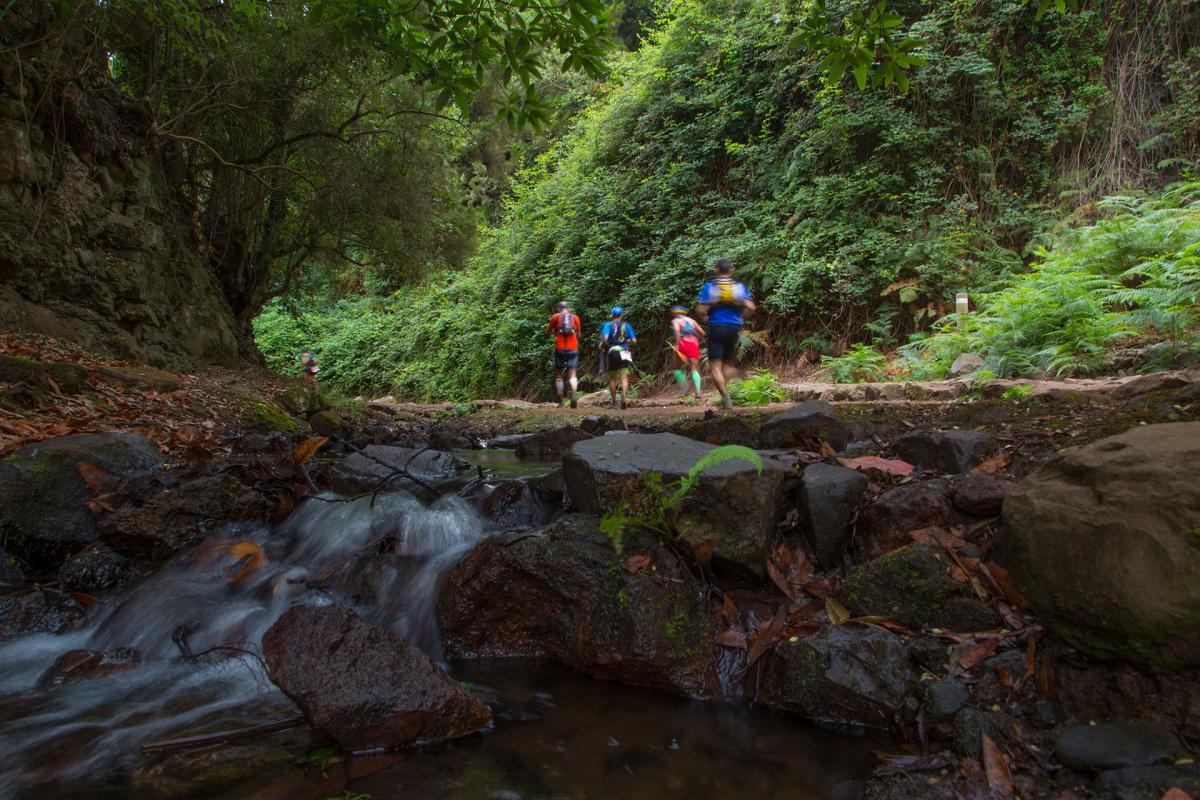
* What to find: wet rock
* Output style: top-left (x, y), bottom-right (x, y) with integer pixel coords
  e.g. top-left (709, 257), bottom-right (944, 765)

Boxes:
top-left (57, 541), bottom-right (132, 591)
top-left (235, 431), bottom-right (290, 455)
top-left (797, 463), bottom-right (868, 569)
top-left (278, 384), bottom-right (319, 416)
top-left (0, 355), bottom-right (87, 395)
top-left (37, 647), bottom-right (140, 690)
top-left (102, 474), bottom-right (271, 559)
top-left (998, 422), bottom-right (1200, 667)
top-left (514, 425), bottom-right (593, 459)
top-left (759, 400), bottom-right (849, 451)
top-left (951, 474), bottom-right (1012, 517)
top-left (759, 625), bottom-right (913, 729)
top-left (0, 588), bottom-right (86, 638)
top-left (263, 604), bottom-right (491, 750)
top-left (0, 433), bottom-right (167, 567)
top-left (579, 415), bottom-right (624, 435)
top-left (675, 416), bottom-right (760, 448)
top-left (949, 353), bottom-right (984, 378)
top-left (855, 479), bottom-right (955, 561)
top-left (464, 478), bottom-right (561, 530)
top-left (907, 636), bottom-right (948, 674)
top-left (308, 410), bottom-right (343, 436)
top-left (90, 364), bottom-right (182, 393)
top-left (1055, 722), bottom-right (1181, 771)
top-left (562, 433), bottom-right (796, 575)
top-left (892, 429), bottom-right (996, 474)
top-left (130, 742), bottom-right (301, 798)
top-left (952, 707), bottom-right (1004, 759)
top-left (438, 515), bottom-right (723, 698)
top-left (1094, 764), bottom-right (1200, 796)
top-left (841, 545), bottom-right (1000, 633)
top-left (428, 422), bottom-right (474, 451)
top-left (331, 445), bottom-right (466, 495)
top-left (0, 547), bottom-right (23, 586)
top-left (923, 679), bottom-right (969, 722)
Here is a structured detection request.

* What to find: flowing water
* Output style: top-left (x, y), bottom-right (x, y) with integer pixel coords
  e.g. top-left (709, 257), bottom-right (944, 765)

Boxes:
top-left (0, 457), bottom-right (886, 799)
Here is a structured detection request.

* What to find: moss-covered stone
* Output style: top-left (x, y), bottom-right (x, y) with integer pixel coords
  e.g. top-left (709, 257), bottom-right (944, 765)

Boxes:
top-left (841, 544), bottom-right (999, 633)
top-left (0, 354), bottom-right (87, 395)
top-left (240, 400), bottom-right (303, 434)
top-left (308, 410), bottom-right (343, 436)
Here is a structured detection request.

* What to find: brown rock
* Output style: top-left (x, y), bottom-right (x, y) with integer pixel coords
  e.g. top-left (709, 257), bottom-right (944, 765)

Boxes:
top-left (262, 604), bottom-right (491, 750)
top-left (37, 647), bottom-right (140, 690)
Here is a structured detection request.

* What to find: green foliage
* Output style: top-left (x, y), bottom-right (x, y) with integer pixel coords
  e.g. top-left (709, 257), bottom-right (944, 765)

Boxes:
top-left (820, 344), bottom-right (890, 383)
top-left (600, 445), bottom-right (762, 551)
top-left (1001, 384), bottom-right (1034, 400)
top-left (902, 183), bottom-right (1200, 377)
top-left (727, 371), bottom-right (788, 406)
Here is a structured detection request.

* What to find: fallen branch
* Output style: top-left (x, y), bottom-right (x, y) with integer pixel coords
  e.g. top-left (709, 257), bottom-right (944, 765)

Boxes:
top-left (140, 715), bottom-right (306, 754)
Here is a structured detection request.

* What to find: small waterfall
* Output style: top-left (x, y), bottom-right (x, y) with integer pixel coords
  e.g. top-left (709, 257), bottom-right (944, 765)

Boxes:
top-left (0, 488), bottom-right (490, 795)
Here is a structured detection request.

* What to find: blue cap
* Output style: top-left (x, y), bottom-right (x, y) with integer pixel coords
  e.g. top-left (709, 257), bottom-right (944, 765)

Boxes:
top-left (611, 306), bottom-right (623, 317)
top-left (671, 305), bottom-right (687, 314)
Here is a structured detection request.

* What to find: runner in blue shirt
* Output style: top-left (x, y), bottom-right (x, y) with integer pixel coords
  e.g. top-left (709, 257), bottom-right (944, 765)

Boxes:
top-left (696, 258), bottom-right (756, 410)
top-left (599, 307), bottom-right (637, 409)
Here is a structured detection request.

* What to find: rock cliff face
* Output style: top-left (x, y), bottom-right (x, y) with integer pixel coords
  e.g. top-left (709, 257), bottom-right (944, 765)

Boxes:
top-left (0, 5), bottom-right (241, 367)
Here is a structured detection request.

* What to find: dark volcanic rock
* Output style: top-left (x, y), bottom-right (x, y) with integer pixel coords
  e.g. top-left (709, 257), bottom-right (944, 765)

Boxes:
top-left (308, 410), bottom-right (344, 436)
top-left (675, 416), bottom-right (760, 448)
top-left (855, 479), bottom-right (956, 561)
top-left (924, 678), bottom-right (970, 722)
top-left (514, 426), bottom-right (593, 459)
top-left (759, 400), bottom-right (849, 451)
top-left (953, 707), bottom-right (1006, 760)
top-left (797, 463), bottom-right (868, 569)
top-left (1055, 722), bottom-right (1181, 771)
top-left (0, 433), bottom-right (166, 567)
top-left (1094, 764), bottom-right (1200, 796)
top-left (438, 515), bottom-right (723, 698)
top-left (0, 355), bottom-right (87, 395)
top-left (37, 647), bottom-right (140, 690)
top-left (893, 429), bottom-right (996, 474)
top-left (0, 589), bottom-right (87, 638)
top-left (951, 474), bottom-right (1012, 517)
top-left (999, 422), bottom-right (1200, 667)
top-left (562, 433), bottom-right (795, 575)
top-left (331, 445), bottom-right (467, 494)
top-left (759, 625), bottom-right (912, 729)
top-left (57, 542), bottom-right (133, 591)
top-left (841, 544), bottom-right (1000, 632)
top-left (463, 477), bottom-right (561, 530)
top-left (102, 474), bottom-right (271, 559)
top-left (262, 604), bottom-right (492, 750)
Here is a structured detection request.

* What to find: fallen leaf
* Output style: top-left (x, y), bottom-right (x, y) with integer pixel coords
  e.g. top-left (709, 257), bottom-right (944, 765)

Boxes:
top-left (848, 615), bottom-right (911, 634)
top-left (77, 462), bottom-right (118, 494)
top-left (223, 541), bottom-right (264, 586)
top-left (745, 606), bottom-right (788, 669)
top-left (720, 593), bottom-right (738, 626)
top-left (69, 591), bottom-right (97, 608)
top-left (973, 451), bottom-right (1012, 474)
top-left (981, 734), bottom-right (1014, 799)
top-left (282, 435), bottom-right (328, 467)
top-left (693, 539), bottom-right (713, 575)
top-left (717, 630), bottom-right (747, 649)
top-left (767, 558), bottom-right (796, 600)
top-left (1024, 635), bottom-right (1037, 681)
top-left (957, 637), bottom-right (1000, 671)
top-left (981, 562), bottom-right (1028, 609)
top-left (838, 455), bottom-right (915, 477)
top-left (1163, 789), bottom-right (1195, 800)
top-left (873, 753), bottom-right (953, 776)
top-left (825, 596), bottom-right (851, 625)
top-left (621, 554), bottom-right (652, 573)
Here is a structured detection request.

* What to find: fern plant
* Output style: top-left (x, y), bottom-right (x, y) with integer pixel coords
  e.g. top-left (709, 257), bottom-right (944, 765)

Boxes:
top-left (820, 343), bottom-right (890, 383)
top-left (727, 371), bottom-right (788, 406)
top-left (600, 445), bottom-right (763, 553)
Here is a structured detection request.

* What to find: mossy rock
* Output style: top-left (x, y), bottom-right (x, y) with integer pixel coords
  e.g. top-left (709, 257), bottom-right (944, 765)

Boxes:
top-left (240, 400), bottom-right (303, 434)
top-left (308, 410), bottom-right (344, 436)
top-left (278, 384), bottom-right (320, 415)
top-left (841, 544), bottom-right (999, 633)
top-left (0, 355), bottom-right (87, 395)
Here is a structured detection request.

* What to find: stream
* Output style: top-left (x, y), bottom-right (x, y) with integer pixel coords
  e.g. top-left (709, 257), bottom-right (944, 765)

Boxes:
top-left (0, 452), bottom-right (888, 799)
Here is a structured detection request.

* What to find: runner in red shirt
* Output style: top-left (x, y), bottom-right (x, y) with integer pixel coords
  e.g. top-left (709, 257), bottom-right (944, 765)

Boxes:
top-left (548, 301), bottom-right (581, 407)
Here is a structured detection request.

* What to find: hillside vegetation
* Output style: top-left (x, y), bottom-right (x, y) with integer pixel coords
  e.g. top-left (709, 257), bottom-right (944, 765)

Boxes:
top-left (256, 0), bottom-right (1200, 399)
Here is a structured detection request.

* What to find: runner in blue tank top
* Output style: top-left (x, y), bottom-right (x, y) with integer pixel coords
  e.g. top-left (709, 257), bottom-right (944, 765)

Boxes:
top-left (696, 258), bottom-right (756, 410)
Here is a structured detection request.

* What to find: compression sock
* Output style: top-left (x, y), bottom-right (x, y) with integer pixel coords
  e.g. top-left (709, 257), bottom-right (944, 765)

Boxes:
top-left (673, 369), bottom-right (686, 388)
top-left (555, 379), bottom-right (564, 398)
top-left (568, 377), bottom-right (578, 395)
top-left (691, 371), bottom-right (702, 394)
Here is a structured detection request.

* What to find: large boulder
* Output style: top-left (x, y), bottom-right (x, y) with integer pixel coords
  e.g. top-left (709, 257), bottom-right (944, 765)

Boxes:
top-left (438, 515), bottom-right (723, 698)
top-left (797, 463), bottom-right (868, 569)
top-left (759, 400), bottom-right (848, 451)
top-left (1055, 722), bottom-right (1182, 771)
top-left (102, 474), bottom-right (271, 560)
top-left (892, 429), bottom-right (996, 474)
top-left (854, 479), bottom-right (956, 561)
top-left (999, 422), bottom-right (1200, 667)
top-left (758, 625), bottom-right (913, 729)
top-left (331, 445), bottom-right (467, 495)
top-left (262, 604), bottom-right (492, 750)
top-left (514, 426), bottom-right (593, 459)
top-left (841, 544), bottom-right (1000, 632)
top-left (562, 433), bottom-right (796, 575)
top-left (0, 433), bottom-right (166, 566)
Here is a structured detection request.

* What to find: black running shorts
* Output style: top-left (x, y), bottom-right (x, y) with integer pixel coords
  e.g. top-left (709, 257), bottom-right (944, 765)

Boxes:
top-left (706, 324), bottom-right (740, 361)
top-left (554, 349), bottom-right (579, 370)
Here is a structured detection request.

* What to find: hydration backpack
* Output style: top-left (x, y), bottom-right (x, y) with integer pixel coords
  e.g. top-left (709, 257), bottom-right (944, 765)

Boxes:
top-left (712, 277), bottom-right (744, 307)
top-left (555, 312), bottom-right (577, 336)
top-left (607, 322), bottom-right (629, 345)
top-left (680, 318), bottom-right (696, 337)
